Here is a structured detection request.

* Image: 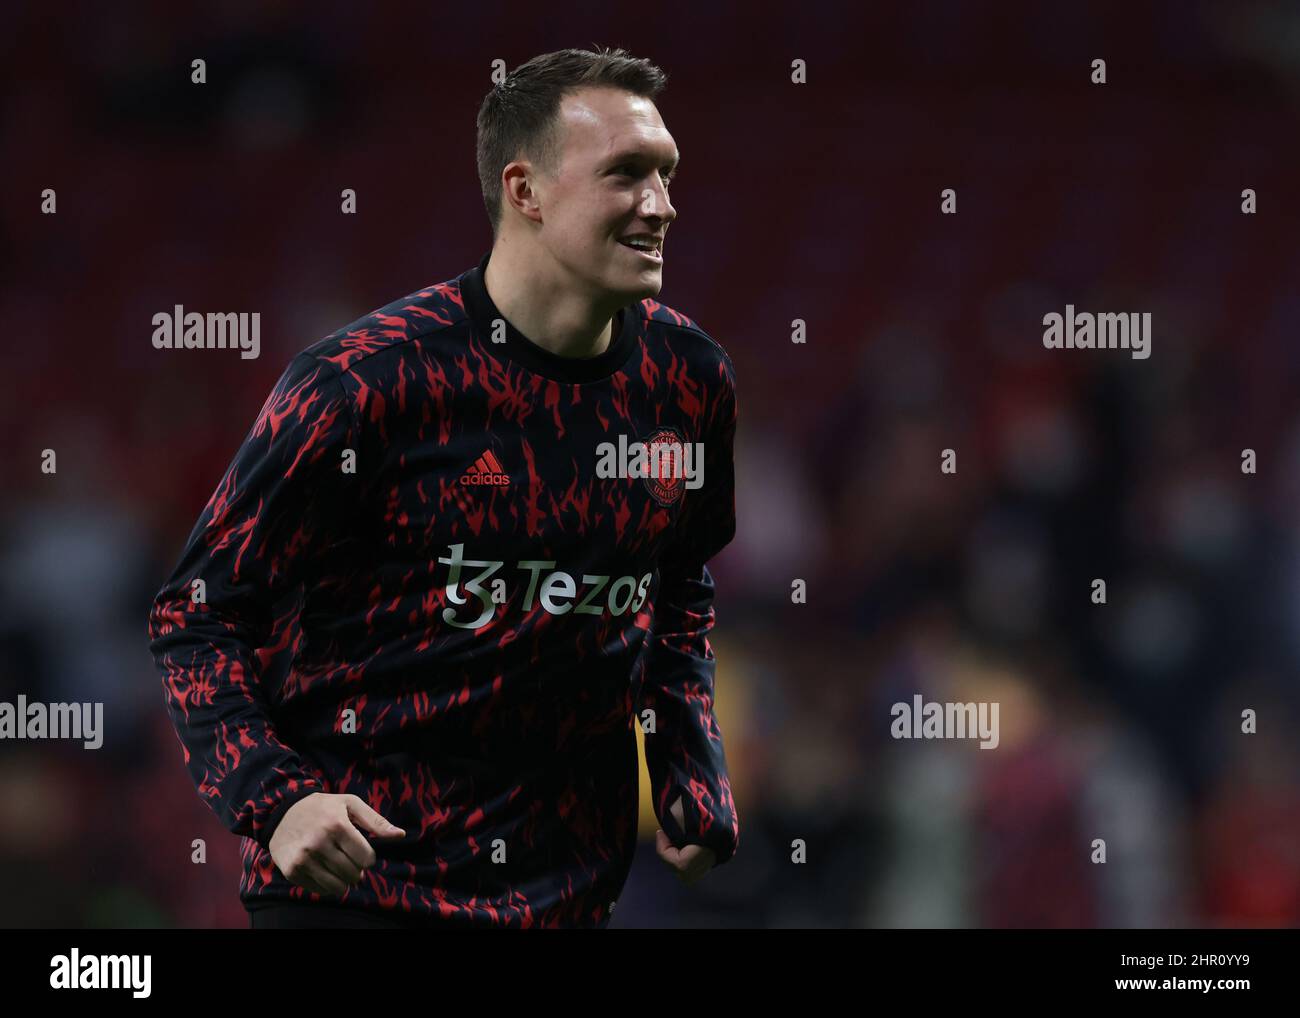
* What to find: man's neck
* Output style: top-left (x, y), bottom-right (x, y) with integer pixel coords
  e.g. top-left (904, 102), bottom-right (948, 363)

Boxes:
top-left (483, 238), bottom-right (622, 359)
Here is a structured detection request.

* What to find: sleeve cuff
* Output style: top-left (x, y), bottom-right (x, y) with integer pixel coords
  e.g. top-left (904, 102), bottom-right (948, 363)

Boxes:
top-left (665, 786), bottom-right (739, 868)
top-left (251, 783), bottom-right (323, 849)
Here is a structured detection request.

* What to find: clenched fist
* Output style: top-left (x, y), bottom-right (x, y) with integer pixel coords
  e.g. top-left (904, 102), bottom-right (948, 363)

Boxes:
top-left (268, 793), bottom-right (405, 897)
top-left (655, 796), bottom-right (717, 885)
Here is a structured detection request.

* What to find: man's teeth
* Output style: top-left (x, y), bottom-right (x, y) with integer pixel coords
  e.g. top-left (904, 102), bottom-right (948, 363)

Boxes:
top-left (622, 238), bottom-right (658, 252)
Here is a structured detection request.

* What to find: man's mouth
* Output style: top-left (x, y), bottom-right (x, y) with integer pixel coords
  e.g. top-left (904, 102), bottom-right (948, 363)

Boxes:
top-left (618, 235), bottom-right (664, 262)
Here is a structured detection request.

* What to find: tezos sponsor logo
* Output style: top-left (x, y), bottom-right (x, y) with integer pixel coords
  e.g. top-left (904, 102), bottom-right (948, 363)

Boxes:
top-left (437, 543), bottom-right (651, 630)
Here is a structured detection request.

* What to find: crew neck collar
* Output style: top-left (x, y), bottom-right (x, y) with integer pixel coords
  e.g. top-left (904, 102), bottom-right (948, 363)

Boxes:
top-left (459, 251), bottom-right (639, 384)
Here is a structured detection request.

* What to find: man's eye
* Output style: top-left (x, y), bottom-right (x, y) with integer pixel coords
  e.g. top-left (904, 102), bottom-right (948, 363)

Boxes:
top-left (610, 166), bottom-right (673, 185)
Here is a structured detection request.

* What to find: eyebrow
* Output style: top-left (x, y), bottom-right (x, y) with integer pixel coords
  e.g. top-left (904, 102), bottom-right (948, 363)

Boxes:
top-left (606, 150), bottom-right (681, 172)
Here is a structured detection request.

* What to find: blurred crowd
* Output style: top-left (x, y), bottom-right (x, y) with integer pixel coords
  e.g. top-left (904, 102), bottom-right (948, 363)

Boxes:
top-left (3, 2), bottom-right (1300, 927)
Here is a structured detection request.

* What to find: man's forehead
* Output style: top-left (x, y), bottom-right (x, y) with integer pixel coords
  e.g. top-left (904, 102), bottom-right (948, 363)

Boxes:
top-left (558, 88), bottom-right (676, 162)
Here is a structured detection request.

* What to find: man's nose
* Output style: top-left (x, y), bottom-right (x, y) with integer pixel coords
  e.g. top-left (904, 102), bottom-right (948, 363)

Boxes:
top-left (640, 179), bottom-right (676, 223)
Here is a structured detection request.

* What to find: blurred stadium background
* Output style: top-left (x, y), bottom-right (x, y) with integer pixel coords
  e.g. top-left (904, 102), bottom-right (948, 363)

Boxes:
top-left (2, 1), bottom-right (1300, 927)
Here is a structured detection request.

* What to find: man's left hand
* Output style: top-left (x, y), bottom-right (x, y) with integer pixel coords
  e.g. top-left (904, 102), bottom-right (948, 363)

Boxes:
top-left (654, 798), bottom-right (717, 885)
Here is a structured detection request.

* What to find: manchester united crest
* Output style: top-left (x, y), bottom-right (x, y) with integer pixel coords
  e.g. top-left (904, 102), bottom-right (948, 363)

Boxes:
top-left (641, 426), bottom-right (688, 506)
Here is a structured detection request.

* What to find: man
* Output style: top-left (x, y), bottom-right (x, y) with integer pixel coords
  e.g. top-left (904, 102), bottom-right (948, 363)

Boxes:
top-left (147, 46), bottom-right (739, 929)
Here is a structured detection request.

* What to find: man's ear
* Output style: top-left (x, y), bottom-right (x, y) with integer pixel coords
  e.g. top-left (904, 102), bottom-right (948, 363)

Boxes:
top-left (501, 160), bottom-right (544, 225)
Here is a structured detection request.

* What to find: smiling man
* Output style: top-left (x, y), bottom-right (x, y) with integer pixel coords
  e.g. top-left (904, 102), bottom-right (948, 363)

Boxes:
top-left (147, 46), bottom-right (740, 929)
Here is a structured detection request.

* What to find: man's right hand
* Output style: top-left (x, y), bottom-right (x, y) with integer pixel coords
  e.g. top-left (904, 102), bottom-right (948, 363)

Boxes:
top-left (268, 793), bottom-right (406, 897)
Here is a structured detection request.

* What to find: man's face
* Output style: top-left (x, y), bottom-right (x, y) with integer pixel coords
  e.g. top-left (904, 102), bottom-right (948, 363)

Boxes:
top-left (531, 87), bottom-right (678, 304)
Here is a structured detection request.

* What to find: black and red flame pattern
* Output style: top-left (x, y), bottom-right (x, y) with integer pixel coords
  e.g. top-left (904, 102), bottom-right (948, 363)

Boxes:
top-left (146, 252), bottom-right (739, 927)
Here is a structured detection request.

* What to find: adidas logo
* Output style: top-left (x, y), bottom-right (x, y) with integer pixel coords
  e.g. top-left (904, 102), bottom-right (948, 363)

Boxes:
top-left (460, 449), bottom-right (511, 486)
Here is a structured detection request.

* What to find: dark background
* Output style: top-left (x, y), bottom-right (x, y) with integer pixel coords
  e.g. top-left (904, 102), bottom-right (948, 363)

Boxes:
top-left (2, 0), bottom-right (1299, 927)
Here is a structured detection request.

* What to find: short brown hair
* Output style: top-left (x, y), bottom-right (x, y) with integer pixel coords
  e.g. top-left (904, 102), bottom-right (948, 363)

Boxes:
top-left (476, 47), bottom-right (667, 235)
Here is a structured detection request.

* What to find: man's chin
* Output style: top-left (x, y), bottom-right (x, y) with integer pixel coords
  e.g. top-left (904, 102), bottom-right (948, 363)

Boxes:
top-left (618, 271), bottom-right (663, 303)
